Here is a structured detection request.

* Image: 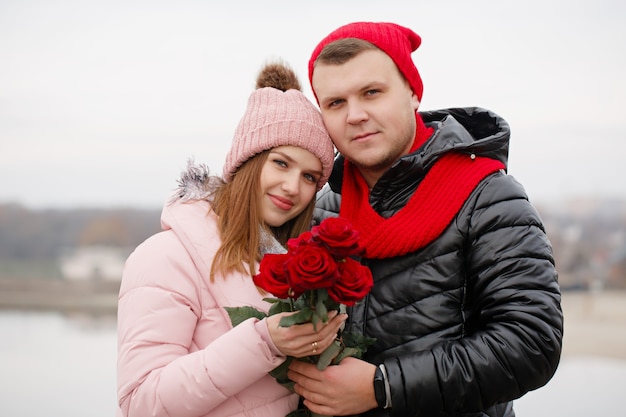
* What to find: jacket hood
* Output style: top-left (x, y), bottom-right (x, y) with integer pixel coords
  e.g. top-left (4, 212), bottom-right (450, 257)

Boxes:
top-left (168, 160), bottom-right (223, 204)
top-left (419, 107), bottom-right (510, 165)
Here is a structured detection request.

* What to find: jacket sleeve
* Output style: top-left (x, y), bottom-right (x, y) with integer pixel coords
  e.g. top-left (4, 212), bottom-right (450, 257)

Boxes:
top-left (313, 185), bottom-right (341, 225)
top-left (384, 173), bottom-right (563, 416)
top-left (116, 231), bottom-right (286, 417)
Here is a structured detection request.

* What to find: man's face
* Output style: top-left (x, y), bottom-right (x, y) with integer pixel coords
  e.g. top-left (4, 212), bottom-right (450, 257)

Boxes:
top-left (312, 49), bottom-right (420, 186)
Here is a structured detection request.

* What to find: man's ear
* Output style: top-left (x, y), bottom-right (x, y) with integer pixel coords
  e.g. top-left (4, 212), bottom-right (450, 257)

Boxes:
top-left (411, 92), bottom-right (420, 112)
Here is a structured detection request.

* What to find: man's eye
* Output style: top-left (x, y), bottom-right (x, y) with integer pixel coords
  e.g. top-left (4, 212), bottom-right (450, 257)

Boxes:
top-left (328, 99), bottom-right (343, 108)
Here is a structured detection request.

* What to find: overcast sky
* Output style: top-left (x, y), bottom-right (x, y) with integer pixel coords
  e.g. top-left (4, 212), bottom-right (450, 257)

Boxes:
top-left (1, 0), bottom-right (624, 209)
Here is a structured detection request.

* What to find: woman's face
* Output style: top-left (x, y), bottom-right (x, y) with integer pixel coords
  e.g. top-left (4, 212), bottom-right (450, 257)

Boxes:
top-left (259, 145), bottom-right (322, 227)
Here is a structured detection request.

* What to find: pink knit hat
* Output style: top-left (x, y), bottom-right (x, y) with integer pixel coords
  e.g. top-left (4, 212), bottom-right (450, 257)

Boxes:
top-left (308, 21), bottom-right (423, 101)
top-left (223, 86), bottom-right (334, 190)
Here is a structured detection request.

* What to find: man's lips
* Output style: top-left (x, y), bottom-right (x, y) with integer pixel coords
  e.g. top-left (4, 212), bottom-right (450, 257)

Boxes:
top-left (269, 194), bottom-right (294, 211)
top-left (353, 131), bottom-right (376, 141)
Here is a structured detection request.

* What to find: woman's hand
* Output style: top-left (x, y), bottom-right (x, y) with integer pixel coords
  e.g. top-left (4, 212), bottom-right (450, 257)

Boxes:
top-left (266, 310), bottom-right (347, 358)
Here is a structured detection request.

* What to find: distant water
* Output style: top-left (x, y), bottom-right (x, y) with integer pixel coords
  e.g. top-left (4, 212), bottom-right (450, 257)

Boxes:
top-left (515, 356), bottom-right (626, 416)
top-left (0, 311), bottom-right (624, 417)
top-left (0, 311), bottom-right (117, 417)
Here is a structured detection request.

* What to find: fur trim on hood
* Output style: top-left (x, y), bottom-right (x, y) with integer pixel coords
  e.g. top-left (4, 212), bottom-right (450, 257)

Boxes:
top-left (169, 159), bottom-right (224, 204)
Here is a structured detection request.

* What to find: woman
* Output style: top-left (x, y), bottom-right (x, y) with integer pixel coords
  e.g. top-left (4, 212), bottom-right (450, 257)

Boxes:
top-left (116, 62), bottom-right (343, 417)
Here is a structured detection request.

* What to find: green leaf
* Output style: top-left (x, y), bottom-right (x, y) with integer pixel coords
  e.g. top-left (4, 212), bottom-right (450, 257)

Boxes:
top-left (269, 356), bottom-right (294, 386)
top-left (293, 295), bottom-right (309, 310)
top-left (286, 409), bottom-right (312, 417)
top-left (343, 331), bottom-right (377, 350)
top-left (268, 299), bottom-right (293, 316)
top-left (324, 298), bottom-right (341, 313)
top-left (316, 339), bottom-right (342, 370)
top-left (333, 346), bottom-right (360, 363)
top-left (315, 296), bottom-right (328, 321)
top-left (223, 306), bottom-right (266, 327)
top-left (279, 307), bottom-right (313, 327)
top-left (316, 288), bottom-right (329, 304)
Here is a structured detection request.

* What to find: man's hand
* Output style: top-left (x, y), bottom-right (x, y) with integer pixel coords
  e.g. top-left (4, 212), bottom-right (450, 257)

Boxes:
top-left (287, 356), bottom-right (378, 416)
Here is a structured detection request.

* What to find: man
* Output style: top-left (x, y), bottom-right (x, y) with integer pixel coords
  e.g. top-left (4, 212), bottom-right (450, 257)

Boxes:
top-left (287, 21), bottom-right (563, 417)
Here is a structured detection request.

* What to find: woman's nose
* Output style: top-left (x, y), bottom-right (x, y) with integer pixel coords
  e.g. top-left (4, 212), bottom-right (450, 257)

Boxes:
top-left (281, 173), bottom-right (300, 195)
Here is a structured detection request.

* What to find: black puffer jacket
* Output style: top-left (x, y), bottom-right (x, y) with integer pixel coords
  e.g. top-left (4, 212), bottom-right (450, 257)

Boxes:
top-left (314, 108), bottom-right (563, 417)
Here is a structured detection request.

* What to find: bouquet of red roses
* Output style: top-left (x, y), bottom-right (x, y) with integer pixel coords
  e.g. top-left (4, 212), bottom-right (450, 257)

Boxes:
top-left (226, 216), bottom-right (375, 417)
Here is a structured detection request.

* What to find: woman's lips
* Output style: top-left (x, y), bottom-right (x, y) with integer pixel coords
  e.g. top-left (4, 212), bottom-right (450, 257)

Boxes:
top-left (269, 194), bottom-right (294, 211)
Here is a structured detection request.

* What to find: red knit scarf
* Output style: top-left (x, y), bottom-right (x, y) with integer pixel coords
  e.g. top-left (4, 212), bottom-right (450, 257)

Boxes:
top-left (339, 115), bottom-right (505, 259)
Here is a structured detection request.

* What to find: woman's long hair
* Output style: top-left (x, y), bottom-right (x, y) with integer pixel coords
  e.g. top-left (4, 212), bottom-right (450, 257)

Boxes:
top-left (209, 150), bottom-right (316, 280)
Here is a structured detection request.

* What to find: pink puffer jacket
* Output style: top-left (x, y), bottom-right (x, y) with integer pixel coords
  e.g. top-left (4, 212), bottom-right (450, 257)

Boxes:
top-left (116, 197), bottom-right (299, 417)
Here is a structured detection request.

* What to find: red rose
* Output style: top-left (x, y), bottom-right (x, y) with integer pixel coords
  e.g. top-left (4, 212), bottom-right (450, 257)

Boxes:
top-left (253, 253), bottom-right (291, 299)
top-left (285, 245), bottom-right (338, 294)
top-left (327, 258), bottom-right (373, 306)
top-left (287, 231), bottom-right (314, 253)
top-left (312, 217), bottom-right (364, 259)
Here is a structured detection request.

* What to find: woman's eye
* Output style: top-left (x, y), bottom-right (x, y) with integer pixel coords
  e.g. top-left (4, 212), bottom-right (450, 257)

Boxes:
top-left (273, 159), bottom-right (287, 167)
top-left (303, 173), bottom-right (317, 183)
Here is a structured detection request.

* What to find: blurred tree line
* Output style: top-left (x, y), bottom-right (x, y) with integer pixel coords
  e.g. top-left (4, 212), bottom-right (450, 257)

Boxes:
top-left (537, 199), bottom-right (626, 290)
top-left (0, 203), bottom-right (160, 279)
top-left (0, 199), bottom-right (625, 289)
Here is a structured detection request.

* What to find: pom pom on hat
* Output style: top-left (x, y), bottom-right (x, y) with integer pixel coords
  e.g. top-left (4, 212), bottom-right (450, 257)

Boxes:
top-left (308, 22), bottom-right (424, 101)
top-left (223, 63), bottom-right (335, 191)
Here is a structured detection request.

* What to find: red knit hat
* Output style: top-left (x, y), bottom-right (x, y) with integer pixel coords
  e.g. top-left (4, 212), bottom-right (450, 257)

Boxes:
top-left (308, 22), bottom-right (424, 101)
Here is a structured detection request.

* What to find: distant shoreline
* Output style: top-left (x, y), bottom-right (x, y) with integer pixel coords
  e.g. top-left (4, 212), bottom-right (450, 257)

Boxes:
top-left (1, 278), bottom-right (625, 360)
top-left (0, 278), bottom-right (119, 315)
top-left (559, 290), bottom-right (626, 360)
